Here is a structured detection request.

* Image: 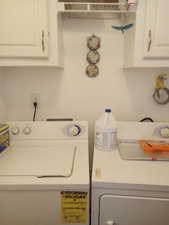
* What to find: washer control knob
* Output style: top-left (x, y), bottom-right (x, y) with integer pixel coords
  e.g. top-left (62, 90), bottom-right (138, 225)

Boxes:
top-left (70, 125), bottom-right (81, 136)
top-left (11, 126), bottom-right (20, 135)
top-left (23, 126), bottom-right (32, 135)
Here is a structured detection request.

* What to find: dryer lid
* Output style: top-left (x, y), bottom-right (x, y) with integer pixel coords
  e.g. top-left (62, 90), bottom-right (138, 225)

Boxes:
top-left (0, 144), bottom-right (76, 178)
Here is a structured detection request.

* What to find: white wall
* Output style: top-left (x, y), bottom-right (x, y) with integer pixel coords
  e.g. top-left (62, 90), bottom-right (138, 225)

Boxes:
top-left (3, 19), bottom-right (169, 153)
top-left (3, 19), bottom-right (169, 121)
top-left (0, 69), bottom-right (6, 121)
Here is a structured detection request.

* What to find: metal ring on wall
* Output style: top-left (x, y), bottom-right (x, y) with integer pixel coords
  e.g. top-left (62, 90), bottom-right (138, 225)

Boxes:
top-left (153, 88), bottom-right (169, 105)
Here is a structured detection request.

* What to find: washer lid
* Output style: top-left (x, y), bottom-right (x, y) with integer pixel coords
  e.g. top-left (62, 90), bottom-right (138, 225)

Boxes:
top-left (0, 144), bottom-right (76, 178)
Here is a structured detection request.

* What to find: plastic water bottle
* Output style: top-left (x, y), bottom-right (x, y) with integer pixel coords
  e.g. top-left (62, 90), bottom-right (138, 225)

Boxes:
top-left (95, 109), bottom-right (117, 151)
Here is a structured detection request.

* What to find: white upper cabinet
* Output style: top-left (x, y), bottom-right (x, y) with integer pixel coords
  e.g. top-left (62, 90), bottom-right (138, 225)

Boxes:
top-left (0, 0), bottom-right (48, 58)
top-left (144, 0), bottom-right (169, 59)
top-left (0, 0), bottom-right (63, 67)
top-left (124, 0), bottom-right (169, 68)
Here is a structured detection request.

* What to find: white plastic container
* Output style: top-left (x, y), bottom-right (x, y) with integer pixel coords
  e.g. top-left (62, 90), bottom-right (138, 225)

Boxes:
top-left (95, 109), bottom-right (117, 151)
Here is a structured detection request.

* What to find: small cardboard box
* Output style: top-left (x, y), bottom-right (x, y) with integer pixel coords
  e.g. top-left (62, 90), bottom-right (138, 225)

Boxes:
top-left (0, 124), bottom-right (9, 153)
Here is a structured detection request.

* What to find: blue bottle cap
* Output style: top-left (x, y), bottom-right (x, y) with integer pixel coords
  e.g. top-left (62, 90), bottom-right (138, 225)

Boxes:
top-left (105, 109), bottom-right (111, 113)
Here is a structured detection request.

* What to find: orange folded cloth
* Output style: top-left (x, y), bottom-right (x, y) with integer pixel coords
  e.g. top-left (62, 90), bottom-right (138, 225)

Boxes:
top-left (139, 140), bottom-right (169, 153)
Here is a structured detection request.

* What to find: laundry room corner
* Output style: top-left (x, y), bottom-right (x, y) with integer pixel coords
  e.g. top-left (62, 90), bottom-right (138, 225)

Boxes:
top-left (2, 1), bottom-right (169, 224)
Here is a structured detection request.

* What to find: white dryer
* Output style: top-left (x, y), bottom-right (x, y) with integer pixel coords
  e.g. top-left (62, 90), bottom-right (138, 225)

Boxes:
top-left (0, 121), bottom-right (89, 225)
top-left (92, 121), bottom-right (169, 225)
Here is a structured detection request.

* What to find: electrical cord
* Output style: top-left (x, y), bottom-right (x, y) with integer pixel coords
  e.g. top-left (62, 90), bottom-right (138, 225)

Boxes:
top-left (33, 102), bottom-right (38, 122)
top-left (140, 117), bottom-right (154, 122)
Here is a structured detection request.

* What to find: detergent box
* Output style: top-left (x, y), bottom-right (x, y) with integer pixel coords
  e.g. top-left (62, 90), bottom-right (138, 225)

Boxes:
top-left (0, 124), bottom-right (9, 153)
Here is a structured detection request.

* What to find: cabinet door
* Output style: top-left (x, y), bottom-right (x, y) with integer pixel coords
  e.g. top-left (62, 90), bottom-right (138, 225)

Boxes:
top-left (100, 194), bottom-right (169, 225)
top-left (0, 0), bottom-right (48, 58)
top-left (144, 0), bottom-right (169, 58)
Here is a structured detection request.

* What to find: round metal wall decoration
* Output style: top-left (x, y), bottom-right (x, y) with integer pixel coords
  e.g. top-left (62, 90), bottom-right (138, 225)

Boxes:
top-left (86, 64), bottom-right (99, 78)
top-left (87, 50), bottom-right (100, 64)
top-left (87, 34), bottom-right (100, 50)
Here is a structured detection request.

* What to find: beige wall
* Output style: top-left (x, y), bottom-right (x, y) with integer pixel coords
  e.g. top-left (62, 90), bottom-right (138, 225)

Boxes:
top-left (2, 19), bottom-right (169, 154)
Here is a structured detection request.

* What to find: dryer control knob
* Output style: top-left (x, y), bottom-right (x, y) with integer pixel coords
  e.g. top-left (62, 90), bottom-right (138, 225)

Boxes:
top-left (23, 126), bottom-right (32, 135)
top-left (160, 127), bottom-right (169, 138)
top-left (11, 126), bottom-right (20, 135)
top-left (70, 125), bottom-right (81, 136)
top-left (106, 221), bottom-right (115, 225)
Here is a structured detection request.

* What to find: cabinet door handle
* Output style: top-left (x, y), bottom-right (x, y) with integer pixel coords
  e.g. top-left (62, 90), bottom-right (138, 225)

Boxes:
top-left (148, 29), bottom-right (152, 52)
top-left (41, 30), bottom-right (45, 52)
top-left (106, 221), bottom-right (116, 225)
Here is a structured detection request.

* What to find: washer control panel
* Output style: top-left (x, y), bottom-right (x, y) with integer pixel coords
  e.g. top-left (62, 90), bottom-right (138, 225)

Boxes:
top-left (8, 121), bottom-right (88, 140)
top-left (11, 125), bottom-right (32, 136)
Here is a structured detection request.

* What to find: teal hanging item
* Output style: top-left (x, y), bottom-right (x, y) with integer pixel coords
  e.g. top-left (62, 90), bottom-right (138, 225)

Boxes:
top-left (112, 23), bottom-right (134, 34)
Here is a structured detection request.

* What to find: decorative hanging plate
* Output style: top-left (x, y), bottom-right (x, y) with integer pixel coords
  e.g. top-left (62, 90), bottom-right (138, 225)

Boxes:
top-left (87, 35), bottom-right (100, 50)
top-left (86, 64), bottom-right (99, 78)
top-left (87, 50), bottom-right (100, 64)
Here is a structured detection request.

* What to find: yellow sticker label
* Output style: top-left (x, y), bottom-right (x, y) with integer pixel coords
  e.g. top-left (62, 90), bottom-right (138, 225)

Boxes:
top-left (61, 191), bottom-right (88, 224)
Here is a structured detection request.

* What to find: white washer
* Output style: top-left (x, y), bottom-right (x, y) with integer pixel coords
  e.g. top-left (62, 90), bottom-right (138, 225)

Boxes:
top-left (0, 121), bottom-right (89, 225)
top-left (92, 121), bottom-right (169, 225)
